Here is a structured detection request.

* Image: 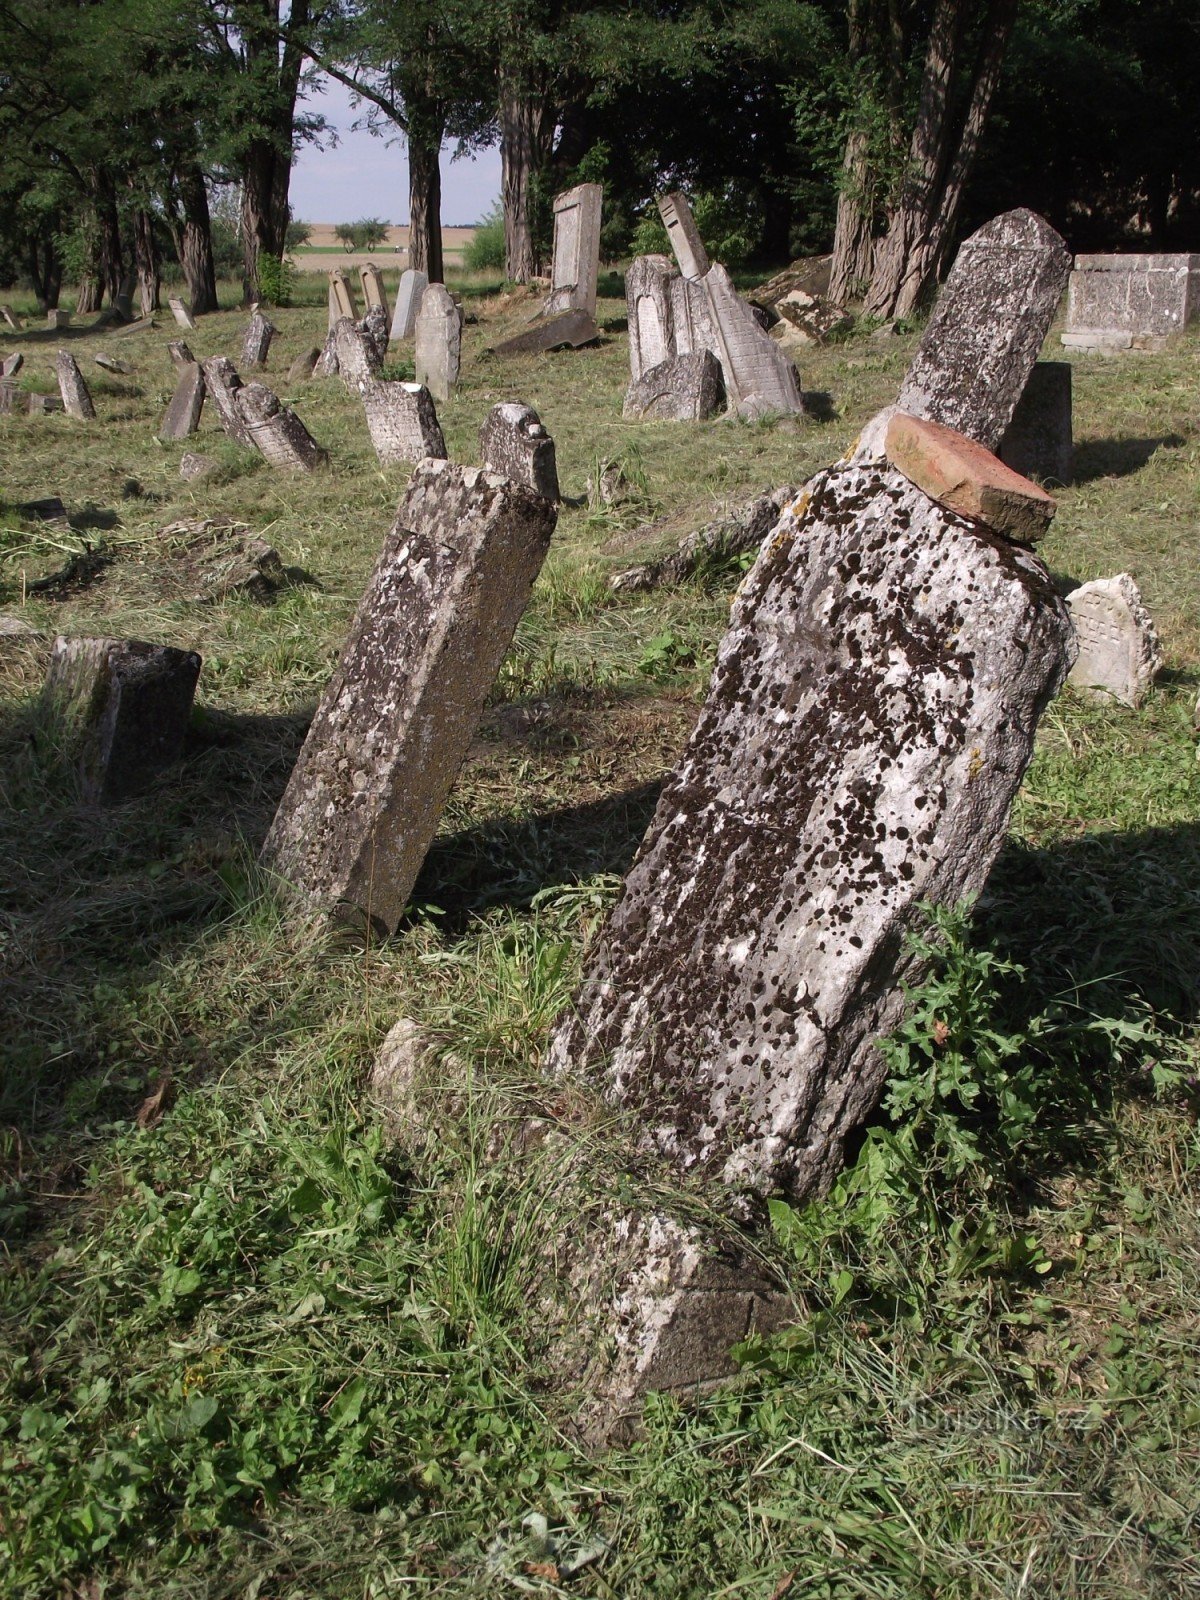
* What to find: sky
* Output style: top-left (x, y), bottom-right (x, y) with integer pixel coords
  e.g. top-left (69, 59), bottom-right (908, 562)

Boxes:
top-left (289, 77), bottom-right (503, 227)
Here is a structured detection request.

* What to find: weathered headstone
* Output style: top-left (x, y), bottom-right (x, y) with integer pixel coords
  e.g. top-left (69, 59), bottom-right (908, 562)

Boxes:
top-left (55, 350), bottom-right (96, 419)
top-left (1, 352), bottom-right (23, 377)
top-left (240, 310), bottom-right (276, 369)
top-left (1063, 254), bottom-right (1200, 349)
top-left (167, 339), bottom-right (195, 370)
top-left (885, 413), bottom-right (1057, 544)
top-left (895, 210), bottom-right (1072, 452)
top-left (235, 382), bottom-right (327, 473)
top-left (111, 316), bottom-right (158, 338)
top-left (28, 394), bottom-right (65, 415)
top-left (168, 296), bottom-right (197, 330)
top-left (492, 308), bottom-right (600, 356)
top-left (158, 362), bottom-right (206, 441)
top-left (390, 268), bottom-right (427, 341)
top-left (260, 461), bottom-right (557, 933)
top-left (287, 347), bottom-right (321, 385)
top-left (624, 351), bottom-right (725, 422)
top-left (700, 264), bottom-right (803, 419)
top-left (609, 485), bottom-right (801, 593)
top-left (361, 304), bottom-right (390, 369)
top-left (200, 356), bottom-right (257, 450)
top-left (657, 192), bottom-right (710, 281)
top-left (41, 635), bottom-right (202, 804)
top-left (1067, 574), bottom-right (1161, 708)
top-left (333, 316), bottom-right (382, 387)
top-left (547, 459), bottom-right (1075, 1204)
top-left (0, 378), bottom-right (18, 414)
top-left (1, 305), bottom-right (23, 330)
top-left (999, 362), bottom-right (1073, 485)
top-left (414, 284), bottom-right (461, 403)
top-left (46, 308), bottom-right (70, 330)
top-left (360, 262), bottom-right (390, 326)
top-left (180, 452), bottom-right (217, 483)
top-left (479, 403), bottom-right (559, 500)
top-left (626, 255), bottom-right (678, 384)
top-left (329, 268), bottom-right (357, 326)
top-left (94, 354), bottom-right (132, 375)
top-left (542, 183), bottom-right (603, 319)
top-left (358, 379), bottom-right (447, 467)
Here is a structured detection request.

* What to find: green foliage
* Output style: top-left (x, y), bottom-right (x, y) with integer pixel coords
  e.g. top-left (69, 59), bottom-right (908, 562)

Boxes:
top-left (285, 219), bottom-right (313, 252)
top-left (464, 201), bottom-right (505, 272)
top-left (335, 218), bottom-right (390, 252)
top-left (630, 187), bottom-right (762, 268)
top-left (254, 251), bottom-right (294, 307)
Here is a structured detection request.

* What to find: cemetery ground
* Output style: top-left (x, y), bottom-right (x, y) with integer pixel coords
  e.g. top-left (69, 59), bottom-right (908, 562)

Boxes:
top-left (1, 267), bottom-right (1199, 1599)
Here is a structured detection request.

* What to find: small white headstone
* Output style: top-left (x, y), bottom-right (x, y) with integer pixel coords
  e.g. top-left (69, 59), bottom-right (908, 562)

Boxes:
top-left (1067, 573), bottom-right (1162, 708)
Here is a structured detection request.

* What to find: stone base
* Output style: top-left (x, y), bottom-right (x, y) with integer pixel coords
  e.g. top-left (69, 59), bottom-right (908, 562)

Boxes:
top-left (492, 310), bottom-right (600, 356)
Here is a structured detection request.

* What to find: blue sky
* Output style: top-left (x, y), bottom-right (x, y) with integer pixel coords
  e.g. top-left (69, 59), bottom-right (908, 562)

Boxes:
top-left (290, 76), bottom-right (503, 227)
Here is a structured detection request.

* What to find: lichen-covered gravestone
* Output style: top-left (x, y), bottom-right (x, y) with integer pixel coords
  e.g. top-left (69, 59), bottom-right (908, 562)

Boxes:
top-left (624, 351), bottom-right (724, 422)
top-left (333, 316), bottom-right (382, 387)
top-left (1063, 254), bottom-right (1200, 350)
top-left (200, 356), bottom-right (256, 450)
top-left (55, 350), bottom-right (96, 419)
top-left (41, 635), bottom-right (202, 804)
top-left (260, 460), bottom-right (558, 933)
top-left (358, 379), bottom-right (447, 467)
top-left (1067, 574), bottom-right (1161, 708)
top-left (479, 403), bottom-right (559, 500)
top-left (414, 285), bottom-right (461, 403)
top-left (158, 362), bottom-right (206, 441)
top-left (361, 305), bottom-right (390, 369)
top-left (235, 382), bottom-right (327, 472)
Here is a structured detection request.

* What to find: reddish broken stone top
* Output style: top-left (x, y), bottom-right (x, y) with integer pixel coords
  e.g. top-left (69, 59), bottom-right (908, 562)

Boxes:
top-left (885, 412), bottom-right (1056, 544)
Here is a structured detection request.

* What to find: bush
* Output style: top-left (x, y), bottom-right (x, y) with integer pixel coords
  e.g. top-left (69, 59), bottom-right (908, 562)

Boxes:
top-left (465, 201), bottom-right (505, 272)
top-left (630, 187), bottom-right (762, 268)
top-left (255, 252), bottom-right (293, 307)
top-left (334, 218), bottom-right (390, 252)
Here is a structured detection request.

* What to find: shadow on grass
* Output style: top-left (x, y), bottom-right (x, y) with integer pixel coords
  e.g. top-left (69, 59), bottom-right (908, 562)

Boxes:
top-left (1071, 434), bottom-right (1187, 483)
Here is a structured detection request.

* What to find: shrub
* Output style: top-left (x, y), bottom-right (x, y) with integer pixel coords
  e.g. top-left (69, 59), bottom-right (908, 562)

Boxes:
top-left (465, 201), bottom-right (505, 272)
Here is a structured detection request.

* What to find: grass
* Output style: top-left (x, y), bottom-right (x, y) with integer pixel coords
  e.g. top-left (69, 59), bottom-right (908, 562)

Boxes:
top-left (1, 268), bottom-right (1199, 1597)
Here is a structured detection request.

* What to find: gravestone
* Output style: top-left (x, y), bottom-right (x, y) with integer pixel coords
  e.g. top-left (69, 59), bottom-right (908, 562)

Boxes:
top-left (360, 262), bottom-right (390, 326)
top-left (999, 362), bottom-right (1073, 484)
top-left (287, 347), bottom-right (321, 384)
top-left (492, 308), bottom-right (600, 356)
top-left (701, 264), bottom-right (803, 419)
top-left (609, 485), bottom-right (801, 594)
top-left (1064, 254), bottom-right (1199, 348)
top-left (235, 382), bottom-right (327, 473)
top-left (94, 354), bottom-right (132, 375)
top-left (414, 284), bottom-right (461, 403)
top-left (542, 183), bottom-right (603, 319)
top-left (41, 635), bottom-right (202, 804)
top-left (1, 352), bottom-right (22, 377)
top-left (180, 452), bottom-right (217, 483)
top-left (333, 316), bottom-right (382, 386)
top-left (1067, 574), bottom-right (1161, 708)
top-left (47, 308), bottom-right (70, 330)
top-left (158, 363), bottom-right (206, 441)
top-left (167, 339), bottom-right (195, 370)
top-left (358, 379), bottom-right (447, 467)
top-left (624, 351), bottom-right (725, 422)
top-left (240, 310), bottom-right (276, 369)
top-left (111, 316), bottom-right (158, 337)
top-left (894, 210), bottom-right (1072, 453)
top-left (168, 296), bottom-right (197, 330)
top-left (329, 268), bottom-right (357, 326)
top-left (0, 379), bottom-right (18, 414)
top-left (626, 255), bottom-right (678, 384)
top-left (55, 350), bottom-right (96, 419)
top-left (479, 403), bottom-right (559, 500)
top-left (362, 304), bottom-right (390, 369)
top-left (28, 394), bottom-right (65, 415)
top-left (200, 356), bottom-right (256, 450)
top-left (390, 269), bottom-right (427, 341)
top-left (657, 192), bottom-right (710, 281)
top-left (260, 461), bottom-right (557, 933)
top-left (1, 306), bottom-right (23, 330)
top-left (548, 459), bottom-right (1075, 1204)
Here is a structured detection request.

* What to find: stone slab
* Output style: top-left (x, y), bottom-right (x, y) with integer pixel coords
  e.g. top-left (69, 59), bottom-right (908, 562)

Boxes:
top-left (658, 192), bottom-right (710, 281)
top-left (390, 269), bottom-right (427, 341)
top-left (333, 316), bottom-right (382, 386)
top-left (260, 462), bottom-right (557, 933)
top-left (168, 296), bottom-right (197, 330)
top-left (543, 183), bottom-right (603, 319)
top-left (1, 305), bottom-right (24, 330)
top-left (41, 635), bottom-right (201, 804)
top-left (240, 310), bottom-right (276, 369)
top-left (28, 393), bottom-right (65, 415)
top-left (46, 308), bottom-right (70, 330)
top-left (999, 362), bottom-right (1072, 485)
top-left (1066, 573), bottom-right (1161, 708)
top-left (0, 377), bottom-right (18, 413)
top-left (235, 382), bottom-right (327, 472)
top-left (111, 316), bottom-right (158, 337)
top-left (623, 351), bottom-right (725, 422)
top-left (626, 255), bottom-right (678, 385)
top-left (94, 354), bottom-right (132, 375)
top-left (701, 264), bottom-right (802, 418)
top-left (358, 379), bottom-right (447, 467)
top-left (1066, 253), bottom-right (1199, 339)
top-left (55, 350), bottom-right (96, 419)
top-left (1, 353), bottom-right (23, 377)
top-left (885, 412), bottom-right (1056, 544)
top-left (609, 485), bottom-right (802, 593)
top-left (479, 402), bottom-right (558, 500)
top-left (492, 309), bottom-right (601, 357)
top-left (1060, 329), bottom-right (1134, 353)
top-left (287, 347), bottom-right (321, 384)
top-left (414, 284), bottom-right (461, 403)
top-left (200, 356), bottom-right (256, 450)
top-left (158, 363), bottom-right (206, 441)
top-left (547, 460), bottom-right (1075, 1203)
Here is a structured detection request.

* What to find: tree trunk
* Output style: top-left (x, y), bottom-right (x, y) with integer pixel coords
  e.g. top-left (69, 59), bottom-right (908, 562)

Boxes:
top-left (96, 183), bottom-right (124, 307)
top-left (830, 129), bottom-right (877, 303)
top-left (27, 236), bottom-right (63, 311)
top-left (76, 275), bottom-right (102, 315)
top-left (241, 139), bottom-right (285, 303)
top-left (175, 163), bottom-right (218, 314)
top-left (500, 82), bottom-right (541, 283)
top-left (133, 208), bottom-right (160, 317)
top-left (408, 136), bottom-right (444, 282)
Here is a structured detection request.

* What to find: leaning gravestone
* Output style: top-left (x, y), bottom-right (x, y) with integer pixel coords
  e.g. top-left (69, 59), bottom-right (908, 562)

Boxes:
top-left (167, 339), bottom-right (195, 370)
top-left (542, 183), bottom-right (603, 319)
top-left (168, 296), bottom-right (197, 330)
top-left (1063, 254), bottom-right (1200, 350)
top-left (1066, 574), bottom-right (1161, 708)
top-left (479, 402), bottom-right (559, 500)
top-left (361, 305), bottom-right (390, 369)
top-left (1, 352), bottom-right (22, 376)
top-left (360, 262), bottom-right (390, 326)
top-left (414, 284), bottom-right (461, 403)
top-left (261, 460), bottom-right (558, 933)
top-left (390, 269), bottom-right (427, 341)
top-left (626, 255), bottom-right (678, 384)
top-left (158, 363), bottom-right (206, 441)
top-left (358, 379), bottom-right (447, 467)
top-left (200, 356), bottom-right (256, 450)
top-left (1, 305), bottom-right (23, 330)
top-left (287, 347), bottom-right (321, 384)
top-left (235, 382), bottom-right (327, 473)
top-left (241, 310), bottom-right (276, 369)
top-left (658, 191), bottom-right (710, 281)
top-left (333, 316), bottom-right (382, 386)
top-left (999, 362), bottom-right (1073, 485)
top-left (55, 350), bottom-right (96, 419)
top-left (41, 635), bottom-right (202, 804)
top-left (328, 268), bottom-right (357, 326)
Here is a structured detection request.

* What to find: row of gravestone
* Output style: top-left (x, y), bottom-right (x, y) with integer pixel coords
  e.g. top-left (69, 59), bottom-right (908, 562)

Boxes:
top-left (22, 208), bottom-right (1167, 1440)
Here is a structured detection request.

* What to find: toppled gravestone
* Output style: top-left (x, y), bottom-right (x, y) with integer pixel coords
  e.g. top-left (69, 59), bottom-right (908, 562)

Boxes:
top-left (548, 458), bottom-right (1075, 1207)
top-left (235, 382), bottom-right (327, 472)
top-left (40, 635), bottom-right (202, 803)
top-left (414, 285), bottom-right (461, 403)
top-left (1067, 574), bottom-right (1162, 708)
top-left (94, 354), bottom-right (132, 375)
top-left (2, 352), bottom-right (23, 377)
top-left (771, 289), bottom-right (853, 347)
top-left (390, 269), bottom-right (427, 342)
top-left (358, 379), bottom-right (447, 467)
top-left (287, 347), bottom-right (321, 384)
top-left (1, 305), bottom-right (23, 330)
top-left (240, 310), bottom-right (276, 369)
top-left (492, 308), bottom-right (601, 357)
top-left (999, 362), bottom-right (1073, 485)
top-left (200, 356), bottom-right (256, 450)
top-left (55, 350), bottom-right (96, 419)
top-left (479, 403), bottom-right (559, 500)
top-left (609, 484), bottom-right (802, 592)
top-left (158, 362), bottom-right (206, 441)
top-left (260, 460), bottom-right (557, 933)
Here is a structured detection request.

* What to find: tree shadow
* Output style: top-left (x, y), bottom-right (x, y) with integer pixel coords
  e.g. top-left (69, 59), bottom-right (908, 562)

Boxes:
top-left (1071, 435), bottom-right (1187, 484)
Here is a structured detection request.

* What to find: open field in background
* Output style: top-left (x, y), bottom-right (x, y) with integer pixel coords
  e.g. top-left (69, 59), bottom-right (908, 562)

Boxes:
top-left (2, 268), bottom-right (1200, 1598)
top-left (294, 225), bottom-right (478, 272)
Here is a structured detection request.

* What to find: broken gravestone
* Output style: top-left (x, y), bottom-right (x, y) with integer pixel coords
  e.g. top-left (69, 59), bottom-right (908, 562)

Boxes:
top-left (28, 394), bottom-right (65, 415)
top-left (200, 356), bottom-right (256, 451)
top-left (624, 352), bottom-right (725, 422)
top-left (94, 354), bottom-right (132, 375)
top-left (492, 307), bottom-right (600, 357)
top-left (287, 347), bottom-right (321, 384)
top-left (260, 460), bottom-right (558, 933)
top-left (235, 382), bottom-right (327, 473)
top-left (390, 269), bottom-right (427, 341)
top-left (1, 305), bottom-right (24, 330)
top-left (360, 262), bottom-right (390, 326)
top-left (609, 484), bottom-right (802, 592)
top-left (55, 350), bottom-right (96, 419)
top-left (358, 379), bottom-right (447, 467)
top-left (41, 635), bottom-right (202, 804)
top-left (479, 403), bottom-right (559, 500)
top-left (329, 268), bottom-right (357, 326)
top-left (168, 339), bottom-right (195, 371)
top-left (1066, 574), bottom-right (1162, 708)
top-left (998, 362), bottom-right (1073, 485)
top-left (414, 284), bottom-right (461, 403)
top-left (180, 452), bottom-right (217, 482)
top-left (240, 310), bottom-right (276, 369)
top-left (1, 352), bottom-right (23, 377)
top-left (547, 459), bottom-right (1075, 1205)
top-left (168, 296), bottom-right (197, 330)
top-left (543, 183), bottom-right (603, 319)
top-left (658, 192), bottom-right (710, 280)
top-left (158, 362), bottom-right (206, 441)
